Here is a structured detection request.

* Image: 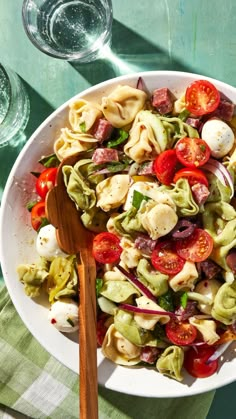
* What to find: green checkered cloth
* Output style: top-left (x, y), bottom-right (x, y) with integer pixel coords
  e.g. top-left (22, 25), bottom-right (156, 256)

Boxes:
top-left (0, 283), bottom-right (215, 419)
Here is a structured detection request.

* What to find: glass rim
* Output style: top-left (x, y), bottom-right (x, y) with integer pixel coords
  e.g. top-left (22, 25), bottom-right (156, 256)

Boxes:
top-left (21, 0), bottom-right (113, 61)
top-left (0, 63), bottom-right (13, 125)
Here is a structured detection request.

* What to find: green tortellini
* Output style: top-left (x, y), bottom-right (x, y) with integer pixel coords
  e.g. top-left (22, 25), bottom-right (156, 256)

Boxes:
top-left (156, 345), bottom-right (184, 381)
top-left (81, 207), bottom-right (110, 233)
top-left (100, 280), bottom-right (140, 303)
top-left (17, 257), bottom-right (49, 298)
top-left (158, 178), bottom-right (199, 217)
top-left (202, 202), bottom-right (236, 270)
top-left (211, 281), bottom-right (236, 325)
top-left (114, 309), bottom-right (153, 346)
top-left (46, 256), bottom-right (78, 304)
top-left (160, 115), bottom-right (199, 148)
top-left (109, 207), bottom-right (146, 238)
top-left (63, 159), bottom-right (97, 211)
top-left (205, 173), bottom-right (232, 204)
top-left (137, 258), bottom-right (169, 297)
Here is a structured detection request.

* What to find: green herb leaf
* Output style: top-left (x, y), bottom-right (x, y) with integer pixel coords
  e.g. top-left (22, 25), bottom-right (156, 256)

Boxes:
top-left (180, 292), bottom-right (188, 309)
top-left (79, 122), bottom-right (87, 133)
top-left (39, 154), bottom-right (60, 168)
top-left (158, 289), bottom-right (174, 312)
top-left (67, 318), bottom-right (75, 327)
top-left (37, 217), bottom-right (49, 232)
top-left (30, 171), bottom-right (41, 178)
top-left (26, 201), bottom-right (38, 212)
top-left (107, 129), bottom-right (129, 148)
top-left (96, 278), bottom-right (104, 296)
top-left (132, 190), bottom-right (150, 209)
top-left (178, 109), bottom-right (190, 121)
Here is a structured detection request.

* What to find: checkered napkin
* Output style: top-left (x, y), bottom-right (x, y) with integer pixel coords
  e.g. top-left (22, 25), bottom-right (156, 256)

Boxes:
top-left (0, 284), bottom-right (215, 419)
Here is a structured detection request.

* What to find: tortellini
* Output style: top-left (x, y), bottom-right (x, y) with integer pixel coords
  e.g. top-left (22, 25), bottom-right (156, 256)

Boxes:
top-left (158, 179), bottom-right (199, 217)
top-left (100, 280), bottom-right (140, 303)
top-left (156, 346), bottom-right (184, 382)
top-left (120, 237), bottom-right (143, 269)
top-left (169, 261), bottom-right (198, 292)
top-left (211, 281), bottom-right (236, 325)
top-left (17, 257), bottom-right (49, 298)
top-left (54, 128), bottom-right (98, 161)
top-left (137, 258), bottom-right (169, 297)
top-left (46, 256), bottom-right (78, 304)
top-left (133, 296), bottom-right (170, 330)
top-left (69, 99), bottom-right (102, 132)
top-left (102, 324), bottom-right (141, 366)
top-left (139, 200), bottom-right (178, 240)
top-left (101, 85), bottom-right (147, 128)
top-left (96, 174), bottom-right (131, 211)
top-left (189, 317), bottom-right (220, 345)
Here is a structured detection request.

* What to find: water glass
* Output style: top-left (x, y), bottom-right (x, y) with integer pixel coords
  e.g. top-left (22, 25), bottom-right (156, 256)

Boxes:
top-left (0, 64), bottom-right (30, 147)
top-left (22, 0), bottom-right (113, 63)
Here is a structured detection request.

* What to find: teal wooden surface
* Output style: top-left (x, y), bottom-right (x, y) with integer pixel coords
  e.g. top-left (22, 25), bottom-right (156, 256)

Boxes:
top-left (0, 0), bottom-right (236, 417)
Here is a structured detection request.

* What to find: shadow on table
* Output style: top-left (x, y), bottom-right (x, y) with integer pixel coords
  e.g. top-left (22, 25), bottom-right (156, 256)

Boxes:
top-left (0, 83), bottom-right (54, 197)
top-left (70, 19), bottom-right (197, 85)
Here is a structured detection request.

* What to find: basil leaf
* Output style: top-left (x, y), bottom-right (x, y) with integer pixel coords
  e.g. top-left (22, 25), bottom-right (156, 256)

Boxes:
top-left (107, 129), bottom-right (129, 148)
top-left (39, 153), bottom-right (60, 168)
top-left (178, 109), bottom-right (190, 121)
top-left (180, 292), bottom-right (188, 309)
top-left (132, 190), bottom-right (150, 209)
top-left (79, 122), bottom-right (87, 133)
top-left (96, 278), bottom-right (104, 296)
top-left (158, 290), bottom-right (174, 312)
top-left (26, 201), bottom-right (38, 211)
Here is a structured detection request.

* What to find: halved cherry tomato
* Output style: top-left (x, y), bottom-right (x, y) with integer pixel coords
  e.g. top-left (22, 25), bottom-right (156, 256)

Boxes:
top-left (151, 240), bottom-right (185, 275)
top-left (92, 232), bottom-right (122, 264)
top-left (184, 346), bottom-right (218, 378)
top-left (185, 80), bottom-right (220, 116)
top-left (176, 228), bottom-right (214, 263)
top-left (35, 167), bottom-right (58, 199)
top-left (153, 149), bottom-right (178, 185)
top-left (166, 319), bottom-right (198, 345)
top-left (31, 201), bottom-right (46, 231)
top-left (175, 137), bottom-right (211, 168)
top-left (173, 168), bottom-right (209, 187)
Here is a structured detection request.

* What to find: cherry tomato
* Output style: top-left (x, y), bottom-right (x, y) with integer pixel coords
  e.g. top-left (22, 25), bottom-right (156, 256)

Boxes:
top-left (175, 137), bottom-right (211, 168)
top-left (176, 228), bottom-right (214, 263)
top-left (151, 240), bottom-right (185, 275)
top-left (31, 201), bottom-right (46, 231)
top-left (166, 319), bottom-right (198, 345)
top-left (35, 167), bottom-right (58, 199)
top-left (173, 168), bottom-right (209, 187)
top-left (92, 232), bottom-right (122, 264)
top-left (184, 346), bottom-right (219, 378)
top-left (185, 80), bottom-right (220, 116)
top-left (153, 149), bottom-right (178, 185)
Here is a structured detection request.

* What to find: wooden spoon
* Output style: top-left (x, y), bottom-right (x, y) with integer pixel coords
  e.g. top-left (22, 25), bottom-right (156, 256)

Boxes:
top-left (46, 154), bottom-right (98, 419)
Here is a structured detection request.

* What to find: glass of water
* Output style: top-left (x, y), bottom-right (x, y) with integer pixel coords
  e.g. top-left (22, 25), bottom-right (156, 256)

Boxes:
top-left (22, 0), bottom-right (113, 63)
top-left (0, 64), bottom-right (30, 147)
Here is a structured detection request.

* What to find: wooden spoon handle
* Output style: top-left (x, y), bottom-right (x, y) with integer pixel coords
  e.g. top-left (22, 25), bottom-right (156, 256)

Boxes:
top-left (77, 247), bottom-right (98, 419)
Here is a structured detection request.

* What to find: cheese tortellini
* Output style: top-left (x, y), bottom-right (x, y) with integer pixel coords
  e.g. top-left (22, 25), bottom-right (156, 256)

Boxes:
top-left (69, 99), bottom-right (102, 132)
top-left (101, 85), bottom-right (147, 128)
top-left (54, 128), bottom-right (98, 161)
top-left (96, 174), bottom-right (131, 211)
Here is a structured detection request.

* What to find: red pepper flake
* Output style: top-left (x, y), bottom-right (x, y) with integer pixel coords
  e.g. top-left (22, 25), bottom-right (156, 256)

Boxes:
top-left (51, 318), bottom-right (57, 324)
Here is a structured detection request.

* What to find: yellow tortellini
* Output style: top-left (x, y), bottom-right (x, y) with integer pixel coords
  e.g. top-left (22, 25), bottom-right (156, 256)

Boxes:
top-left (54, 128), bottom-right (98, 161)
top-left (133, 296), bottom-right (170, 330)
top-left (139, 200), bottom-right (178, 240)
top-left (189, 317), bottom-right (220, 345)
top-left (101, 85), bottom-right (147, 128)
top-left (96, 174), bottom-right (131, 211)
top-left (102, 324), bottom-right (141, 366)
top-left (156, 346), bottom-right (184, 382)
top-left (168, 261), bottom-right (198, 292)
top-left (120, 237), bottom-right (143, 269)
top-left (69, 99), bottom-right (102, 132)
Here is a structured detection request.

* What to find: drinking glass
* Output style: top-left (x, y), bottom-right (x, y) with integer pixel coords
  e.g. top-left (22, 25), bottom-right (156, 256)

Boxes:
top-left (22, 0), bottom-right (113, 63)
top-left (0, 64), bottom-right (30, 147)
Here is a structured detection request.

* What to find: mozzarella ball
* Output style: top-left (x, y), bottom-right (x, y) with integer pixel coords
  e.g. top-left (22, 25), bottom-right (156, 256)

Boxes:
top-left (48, 298), bottom-right (79, 333)
top-left (201, 119), bottom-right (235, 158)
top-left (36, 224), bottom-right (68, 261)
top-left (195, 279), bottom-right (221, 314)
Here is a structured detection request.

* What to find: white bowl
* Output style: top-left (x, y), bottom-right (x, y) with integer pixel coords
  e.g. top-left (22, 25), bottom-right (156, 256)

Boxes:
top-left (0, 71), bottom-right (235, 397)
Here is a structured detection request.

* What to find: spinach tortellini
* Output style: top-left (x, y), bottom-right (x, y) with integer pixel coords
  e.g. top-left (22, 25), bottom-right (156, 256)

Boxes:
top-left (156, 346), bottom-right (184, 381)
top-left (17, 257), bottom-right (49, 298)
top-left (211, 281), bottom-right (236, 325)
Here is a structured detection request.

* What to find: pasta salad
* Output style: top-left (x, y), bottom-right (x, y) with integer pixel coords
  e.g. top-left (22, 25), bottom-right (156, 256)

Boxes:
top-left (17, 78), bottom-right (236, 382)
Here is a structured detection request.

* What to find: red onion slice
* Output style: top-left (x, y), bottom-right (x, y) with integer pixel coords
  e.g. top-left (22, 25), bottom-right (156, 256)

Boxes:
top-left (119, 303), bottom-right (175, 317)
top-left (203, 158), bottom-right (234, 198)
top-left (136, 77), bottom-right (144, 90)
top-left (205, 341), bottom-right (232, 364)
top-left (116, 265), bottom-right (157, 302)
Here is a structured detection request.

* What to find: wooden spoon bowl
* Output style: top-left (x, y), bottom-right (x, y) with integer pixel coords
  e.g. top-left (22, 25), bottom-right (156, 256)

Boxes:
top-left (46, 154), bottom-right (98, 419)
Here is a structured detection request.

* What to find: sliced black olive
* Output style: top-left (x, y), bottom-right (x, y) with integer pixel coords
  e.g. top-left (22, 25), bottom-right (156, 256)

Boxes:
top-left (226, 249), bottom-right (236, 273)
top-left (171, 219), bottom-right (196, 239)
